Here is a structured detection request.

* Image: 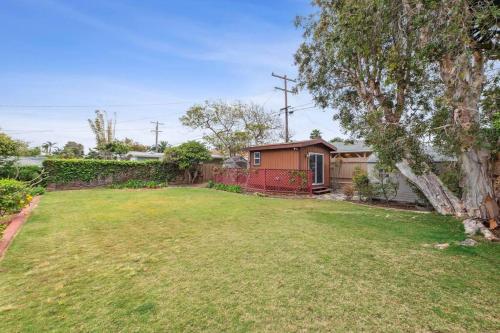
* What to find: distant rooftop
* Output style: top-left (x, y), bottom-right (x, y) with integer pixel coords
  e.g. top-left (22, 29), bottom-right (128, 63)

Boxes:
top-left (330, 141), bottom-right (371, 153)
top-left (331, 141), bottom-right (455, 162)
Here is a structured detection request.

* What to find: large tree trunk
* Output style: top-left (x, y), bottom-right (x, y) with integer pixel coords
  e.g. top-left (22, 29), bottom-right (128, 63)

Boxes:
top-left (396, 159), bottom-right (464, 216)
top-left (460, 148), bottom-right (498, 219)
top-left (440, 50), bottom-right (499, 221)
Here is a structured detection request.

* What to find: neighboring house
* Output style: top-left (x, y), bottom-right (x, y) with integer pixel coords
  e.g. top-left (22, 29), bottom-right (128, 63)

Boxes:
top-left (246, 139), bottom-right (337, 194)
top-left (126, 151), bottom-right (165, 161)
top-left (331, 141), bottom-right (455, 203)
top-left (4, 156), bottom-right (47, 167)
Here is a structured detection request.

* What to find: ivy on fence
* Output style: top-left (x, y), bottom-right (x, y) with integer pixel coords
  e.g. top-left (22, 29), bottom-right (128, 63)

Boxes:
top-left (43, 159), bottom-right (179, 186)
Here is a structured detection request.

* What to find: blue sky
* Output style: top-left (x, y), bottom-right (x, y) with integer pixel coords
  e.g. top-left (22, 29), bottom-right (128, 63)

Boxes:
top-left (0, 0), bottom-right (343, 151)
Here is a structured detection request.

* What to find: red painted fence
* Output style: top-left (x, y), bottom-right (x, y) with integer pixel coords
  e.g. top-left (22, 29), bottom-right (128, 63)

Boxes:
top-left (214, 168), bottom-right (313, 194)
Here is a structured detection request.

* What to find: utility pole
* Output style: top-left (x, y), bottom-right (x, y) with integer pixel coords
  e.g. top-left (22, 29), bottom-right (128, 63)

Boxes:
top-left (150, 121), bottom-right (164, 152)
top-left (272, 72), bottom-right (296, 142)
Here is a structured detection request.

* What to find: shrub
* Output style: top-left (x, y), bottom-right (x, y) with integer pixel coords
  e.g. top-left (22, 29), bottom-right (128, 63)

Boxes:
top-left (207, 180), bottom-right (215, 188)
top-left (210, 182), bottom-right (242, 193)
top-left (0, 179), bottom-right (30, 216)
top-left (110, 180), bottom-right (166, 189)
top-left (43, 159), bottom-right (178, 187)
top-left (29, 186), bottom-right (46, 196)
top-left (352, 167), bottom-right (374, 202)
top-left (0, 165), bottom-right (44, 184)
top-left (343, 184), bottom-right (354, 200)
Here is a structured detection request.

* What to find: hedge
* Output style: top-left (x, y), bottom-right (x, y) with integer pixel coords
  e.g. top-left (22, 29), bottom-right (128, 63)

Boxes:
top-left (43, 159), bottom-right (179, 187)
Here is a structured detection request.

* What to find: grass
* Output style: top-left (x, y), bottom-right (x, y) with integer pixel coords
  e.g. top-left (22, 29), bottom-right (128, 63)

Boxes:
top-left (0, 188), bottom-right (498, 332)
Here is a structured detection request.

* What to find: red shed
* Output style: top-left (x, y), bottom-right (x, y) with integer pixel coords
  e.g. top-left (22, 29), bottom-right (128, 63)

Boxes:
top-left (245, 139), bottom-right (336, 194)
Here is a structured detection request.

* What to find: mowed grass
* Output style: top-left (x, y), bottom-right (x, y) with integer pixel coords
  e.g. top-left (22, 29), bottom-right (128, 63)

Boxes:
top-left (0, 188), bottom-right (498, 332)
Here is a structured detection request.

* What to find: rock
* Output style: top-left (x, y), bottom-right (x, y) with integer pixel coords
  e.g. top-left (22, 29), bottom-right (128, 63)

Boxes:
top-left (463, 218), bottom-right (481, 236)
top-left (463, 218), bottom-right (498, 241)
top-left (459, 238), bottom-right (477, 247)
top-left (434, 243), bottom-right (449, 250)
top-left (479, 227), bottom-right (497, 241)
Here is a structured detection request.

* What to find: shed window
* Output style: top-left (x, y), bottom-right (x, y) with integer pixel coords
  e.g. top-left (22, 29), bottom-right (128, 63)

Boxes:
top-left (253, 152), bottom-right (261, 166)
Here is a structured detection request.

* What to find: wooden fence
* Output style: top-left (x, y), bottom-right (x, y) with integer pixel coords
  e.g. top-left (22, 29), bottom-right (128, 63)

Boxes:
top-left (330, 157), bottom-right (368, 190)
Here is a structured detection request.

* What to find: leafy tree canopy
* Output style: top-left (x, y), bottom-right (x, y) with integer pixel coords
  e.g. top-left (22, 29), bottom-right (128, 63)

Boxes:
top-left (180, 101), bottom-right (282, 156)
top-left (309, 129), bottom-right (322, 139)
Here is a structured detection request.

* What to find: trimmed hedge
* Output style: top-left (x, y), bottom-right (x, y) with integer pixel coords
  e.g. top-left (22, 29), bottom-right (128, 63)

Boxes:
top-left (43, 159), bottom-right (178, 188)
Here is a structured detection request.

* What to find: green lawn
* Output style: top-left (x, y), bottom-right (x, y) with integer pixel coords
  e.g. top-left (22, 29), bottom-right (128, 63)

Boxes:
top-left (0, 188), bottom-right (498, 332)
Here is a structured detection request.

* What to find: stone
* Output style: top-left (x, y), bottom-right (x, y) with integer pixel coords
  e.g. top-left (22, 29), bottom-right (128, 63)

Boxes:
top-left (463, 218), bottom-right (481, 236)
top-left (463, 218), bottom-right (498, 241)
top-left (459, 238), bottom-right (477, 247)
top-left (434, 243), bottom-right (449, 250)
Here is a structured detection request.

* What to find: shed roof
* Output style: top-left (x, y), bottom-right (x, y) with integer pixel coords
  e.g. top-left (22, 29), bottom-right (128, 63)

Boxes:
top-left (246, 139), bottom-right (336, 152)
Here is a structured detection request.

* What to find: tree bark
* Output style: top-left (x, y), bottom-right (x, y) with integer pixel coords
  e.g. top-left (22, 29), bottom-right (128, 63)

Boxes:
top-left (460, 148), bottom-right (497, 219)
top-left (396, 159), bottom-right (464, 215)
top-left (439, 50), bottom-right (499, 221)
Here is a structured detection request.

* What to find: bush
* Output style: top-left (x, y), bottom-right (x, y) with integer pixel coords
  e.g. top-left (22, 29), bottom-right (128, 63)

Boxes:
top-left (0, 165), bottom-right (44, 184)
top-left (343, 184), bottom-right (354, 200)
top-left (207, 180), bottom-right (215, 188)
top-left (109, 180), bottom-right (166, 189)
top-left (210, 182), bottom-right (242, 193)
top-left (352, 167), bottom-right (374, 202)
top-left (0, 179), bottom-right (31, 216)
top-left (29, 186), bottom-right (46, 196)
top-left (43, 159), bottom-right (178, 187)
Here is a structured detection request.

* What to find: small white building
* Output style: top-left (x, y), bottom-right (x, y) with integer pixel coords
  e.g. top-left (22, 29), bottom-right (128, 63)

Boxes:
top-left (126, 151), bottom-right (165, 161)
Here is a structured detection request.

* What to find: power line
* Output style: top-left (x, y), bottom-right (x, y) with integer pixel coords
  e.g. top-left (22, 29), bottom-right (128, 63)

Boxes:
top-left (272, 72), bottom-right (297, 142)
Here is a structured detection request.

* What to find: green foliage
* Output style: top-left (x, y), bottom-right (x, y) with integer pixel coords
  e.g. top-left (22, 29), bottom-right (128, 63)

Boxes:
top-left (29, 186), bottom-right (46, 196)
top-left (295, 0), bottom-right (435, 173)
top-left (0, 133), bottom-right (22, 157)
top-left (164, 141), bottom-right (210, 183)
top-left (43, 159), bottom-right (178, 185)
top-left (109, 179), bottom-right (166, 189)
top-left (180, 101), bottom-right (282, 156)
top-left (207, 180), bottom-right (215, 188)
top-left (210, 182), bottom-right (242, 193)
top-left (309, 129), bottom-right (322, 139)
top-left (56, 141), bottom-right (85, 158)
top-left (352, 167), bottom-right (374, 202)
top-left (0, 178), bottom-right (30, 216)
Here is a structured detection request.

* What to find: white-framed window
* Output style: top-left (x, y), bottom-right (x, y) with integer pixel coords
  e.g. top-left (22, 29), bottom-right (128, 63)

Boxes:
top-left (253, 152), bottom-right (261, 166)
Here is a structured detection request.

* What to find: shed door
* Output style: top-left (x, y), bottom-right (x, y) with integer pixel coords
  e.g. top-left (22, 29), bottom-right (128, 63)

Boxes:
top-left (308, 153), bottom-right (324, 185)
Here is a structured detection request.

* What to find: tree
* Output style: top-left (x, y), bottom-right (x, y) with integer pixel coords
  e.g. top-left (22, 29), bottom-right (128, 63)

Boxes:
top-left (42, 141), bottom-right (57, 155)
top-left (56, 141), bottom-right (84, 158)
top-left (420, 0), bottom-right (499, 220)
top-left (154, 141), bottom-right (170, 153)
top-left (122, 138), bottom-right (148, 152)
top-left (295, 0), bottom-right (464, 215)
top-left (329, 137), bottom-right (344, 143)
top-left (309, 129), bottom-right (322, 139)
top-left (164, 141), bottom-right (211, 183)
top-left (180, 101), bottom-right (282, 156)
top-left (88, 110), bottom-right (116, 158)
